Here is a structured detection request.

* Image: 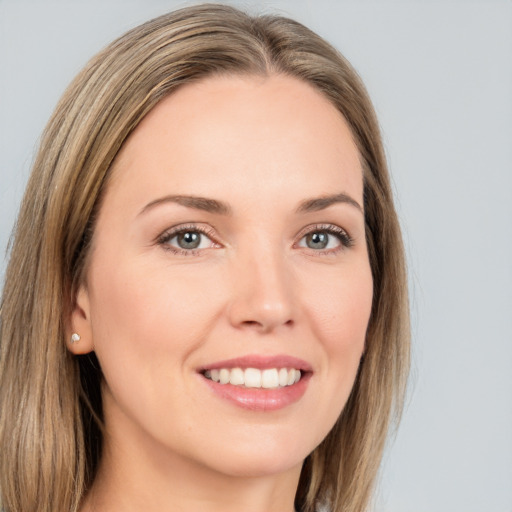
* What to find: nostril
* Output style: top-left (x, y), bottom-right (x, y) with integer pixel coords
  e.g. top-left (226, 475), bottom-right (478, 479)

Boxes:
top-left (239, 318), bottom-right (294, 332)
top-left (240, 320), bottom-right (265, 330)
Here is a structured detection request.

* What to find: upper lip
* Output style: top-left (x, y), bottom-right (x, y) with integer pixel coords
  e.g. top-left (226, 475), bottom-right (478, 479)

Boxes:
top-left (198, 354), bottom-right (313, 372)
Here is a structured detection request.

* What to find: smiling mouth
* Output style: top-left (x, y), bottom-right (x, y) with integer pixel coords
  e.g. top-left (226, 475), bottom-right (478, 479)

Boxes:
top-left (199, 356), bottom-right (312, 410)
top-left (203, 367), bottom-right (301, 389)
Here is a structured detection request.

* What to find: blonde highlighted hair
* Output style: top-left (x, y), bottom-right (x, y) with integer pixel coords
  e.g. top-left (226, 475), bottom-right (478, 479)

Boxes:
top-left (0, 4), bottom-right (409, 512)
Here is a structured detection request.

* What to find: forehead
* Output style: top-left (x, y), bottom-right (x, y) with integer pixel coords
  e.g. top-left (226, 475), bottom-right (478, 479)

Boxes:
top-left (108, 73), bottom-right (363, 207)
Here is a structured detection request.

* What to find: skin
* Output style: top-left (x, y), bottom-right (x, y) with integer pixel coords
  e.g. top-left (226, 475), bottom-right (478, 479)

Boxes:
top-left (70, 74), bottom-right (373, 512)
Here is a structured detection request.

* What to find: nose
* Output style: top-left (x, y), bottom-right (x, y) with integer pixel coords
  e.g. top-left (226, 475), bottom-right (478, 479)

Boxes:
top-left (227, 246), bottom-right (296, 334)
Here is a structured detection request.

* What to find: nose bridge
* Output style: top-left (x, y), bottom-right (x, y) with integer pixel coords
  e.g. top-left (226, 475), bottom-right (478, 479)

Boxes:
top-left (228, 237), bottom-right (296, 332)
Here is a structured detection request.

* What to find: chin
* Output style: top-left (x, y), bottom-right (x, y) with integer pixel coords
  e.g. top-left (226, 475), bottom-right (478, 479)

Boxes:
top-left (193, 431), bottom-right (315, 479)
top-left (212, 453), bottom-right (304, 479)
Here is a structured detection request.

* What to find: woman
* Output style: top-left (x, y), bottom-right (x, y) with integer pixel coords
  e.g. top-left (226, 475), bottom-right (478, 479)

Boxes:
top-left (0, 4), bottom-right (409, 512)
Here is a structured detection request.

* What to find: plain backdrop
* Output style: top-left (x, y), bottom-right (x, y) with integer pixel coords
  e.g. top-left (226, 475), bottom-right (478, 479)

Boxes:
top-left (1, 1), bottom-right (511, 511)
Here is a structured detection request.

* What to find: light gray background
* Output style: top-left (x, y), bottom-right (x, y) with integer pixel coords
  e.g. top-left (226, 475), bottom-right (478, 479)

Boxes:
top-left (1, 1), bottom-right (511, 511)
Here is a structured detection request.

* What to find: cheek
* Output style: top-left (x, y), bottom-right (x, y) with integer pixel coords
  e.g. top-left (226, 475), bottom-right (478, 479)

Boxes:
top-left (88, 258), bottom-right (218, 354)
top-left (307, 263), bottom-right (373, 347)
top-left (85, 257), bottom-right (226, 425)
top-left (85, 255), bottom-right (235, 413)
top-left (303, 260), bottom-right (373, 396)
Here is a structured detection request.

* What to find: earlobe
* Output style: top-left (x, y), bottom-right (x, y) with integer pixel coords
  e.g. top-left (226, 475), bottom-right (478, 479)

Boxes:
top-left (67, 285), bottom-right (95, 355)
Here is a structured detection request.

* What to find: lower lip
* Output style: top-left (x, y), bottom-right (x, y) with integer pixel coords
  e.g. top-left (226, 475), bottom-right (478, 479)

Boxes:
top-left (202, 373), bottom-right (311, 411)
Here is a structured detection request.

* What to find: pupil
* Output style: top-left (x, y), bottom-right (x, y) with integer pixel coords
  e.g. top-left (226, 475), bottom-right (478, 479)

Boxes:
top-left (178, 231), bottom-right (201, 249)
top-left (307, 232), bottom-right (328, 249)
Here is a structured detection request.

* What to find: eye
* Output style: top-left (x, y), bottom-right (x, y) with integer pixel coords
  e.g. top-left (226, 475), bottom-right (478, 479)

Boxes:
top-left (297, 225), bottom-right (353, 253)
top-left (303, 231), bottom-right (335, 250)
top-left (172, 231), bottom-right (206, 250)
top-left (157, 225), bottom-right (219, 255)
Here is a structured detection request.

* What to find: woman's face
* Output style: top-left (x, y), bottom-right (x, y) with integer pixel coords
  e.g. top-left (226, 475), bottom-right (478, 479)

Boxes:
top-left (71, 74), bottom-right (373, 479)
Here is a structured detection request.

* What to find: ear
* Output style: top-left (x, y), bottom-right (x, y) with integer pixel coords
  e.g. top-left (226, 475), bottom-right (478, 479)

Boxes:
top-left (67, 284), bottom-right (95, 355)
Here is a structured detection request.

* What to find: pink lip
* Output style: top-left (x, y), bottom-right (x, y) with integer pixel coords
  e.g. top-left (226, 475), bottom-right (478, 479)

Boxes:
top-left (198, 354), bottom-right (312, 372)
top-left (198, 354), bottom-right (312, 412)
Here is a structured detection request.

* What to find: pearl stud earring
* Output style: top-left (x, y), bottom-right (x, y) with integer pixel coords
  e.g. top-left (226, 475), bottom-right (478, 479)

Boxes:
top-left (70, 333), bottom-right (81, 344)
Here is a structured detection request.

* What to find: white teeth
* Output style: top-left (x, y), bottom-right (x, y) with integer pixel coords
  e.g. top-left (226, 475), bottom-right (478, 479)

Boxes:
top-left (204, 367), bottom-right (303, 388)
top-left (229, 367), bottom-right (244, 385)
top-left (219, 368), bottom-right (230, 385)
top-left (261, 369), bottom-right (279, 389)
top-left (244, 368), bottom-right (262, 388)
top-left (278, 368), bottom-right (289, 387)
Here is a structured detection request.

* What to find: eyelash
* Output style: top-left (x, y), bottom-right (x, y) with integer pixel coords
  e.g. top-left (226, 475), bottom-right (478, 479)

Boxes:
top-left (156, 223), bottom-right (354, 256)
top-left (295, 224), bottom-right (354, 255)
top-left (157, 224), bottom-right (219, 256)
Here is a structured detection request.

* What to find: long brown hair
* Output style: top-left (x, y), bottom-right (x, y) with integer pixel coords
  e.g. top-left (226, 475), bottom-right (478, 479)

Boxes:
top-left (0, 4), bottom-right (409, 512)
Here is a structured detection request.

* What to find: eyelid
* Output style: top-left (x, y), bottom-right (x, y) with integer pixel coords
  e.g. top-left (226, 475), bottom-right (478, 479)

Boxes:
top-left (294, 223), bottom-right (354, 252)
top-left (156, 223), bottom-right (221, 255)
top-left (155, 222), bottom-right (354, 257)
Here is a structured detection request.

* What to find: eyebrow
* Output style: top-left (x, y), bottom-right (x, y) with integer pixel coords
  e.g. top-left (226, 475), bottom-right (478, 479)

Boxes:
top-left (139, 192), bottom-right (362, 217)
top-left (139, 195), bottom-right (232, 216)
top-left (296, 193), bottom-right (363, 214)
